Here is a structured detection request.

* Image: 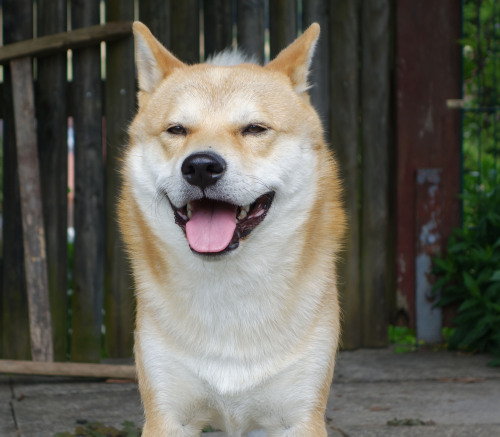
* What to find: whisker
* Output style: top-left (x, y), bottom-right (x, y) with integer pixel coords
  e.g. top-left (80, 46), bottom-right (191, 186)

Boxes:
top-left (245, 175), bottom-right (273, 192)
top-left (151, 179), bottom-right (173, 218)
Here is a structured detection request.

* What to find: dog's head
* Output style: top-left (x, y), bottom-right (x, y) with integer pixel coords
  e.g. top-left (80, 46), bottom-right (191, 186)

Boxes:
top-left (127, 22), bottom-right (324, 257)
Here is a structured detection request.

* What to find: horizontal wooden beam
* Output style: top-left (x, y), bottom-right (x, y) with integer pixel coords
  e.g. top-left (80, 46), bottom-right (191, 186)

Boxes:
top-left (0, 359), bottom-right (136, 380)
top-left (0, 21), bottom-right (133, 64)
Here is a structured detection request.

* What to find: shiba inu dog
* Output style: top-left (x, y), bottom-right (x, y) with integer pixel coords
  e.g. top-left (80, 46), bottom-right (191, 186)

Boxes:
top-left (119, 21), bottom-right (345, 437)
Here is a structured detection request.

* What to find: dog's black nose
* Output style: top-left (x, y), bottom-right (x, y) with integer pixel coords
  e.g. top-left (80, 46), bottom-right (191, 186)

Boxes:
top-left (181, 151), bottom-right (226, 189)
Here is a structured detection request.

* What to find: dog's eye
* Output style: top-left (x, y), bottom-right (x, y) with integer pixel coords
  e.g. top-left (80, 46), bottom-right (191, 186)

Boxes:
top-left (167, 125), bottom-right (187, 135)
top-left (242, 124), bottom-right (267, 135)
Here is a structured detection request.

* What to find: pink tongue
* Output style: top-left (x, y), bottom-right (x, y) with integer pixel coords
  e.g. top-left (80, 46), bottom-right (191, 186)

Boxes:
top-left (186, 199), bottom-right (237, 253)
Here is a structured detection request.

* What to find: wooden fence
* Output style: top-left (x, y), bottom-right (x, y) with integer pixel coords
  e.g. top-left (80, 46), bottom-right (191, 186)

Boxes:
top-left (0, 0), bottom-right (393, 364)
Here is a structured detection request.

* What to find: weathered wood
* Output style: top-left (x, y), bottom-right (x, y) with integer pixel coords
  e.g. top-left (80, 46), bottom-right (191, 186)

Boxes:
top-left (11, 57), bottom-right (54, 362)
top-left (360, 0), bottom-right (391, 347)
top-left (36, 0), bottom-right (69, 362)
top-left (70, 0), bottom-right (105, 363)
top-left (328, 0), bottom-right (361, 349)
top-left (269, 0), bottom-right (297, 59)
top-left (303, 0), bottom-right (330, 131)
top-left (1, 0), bottom-right (33, 361)
top-left (171, 0), bottom-right (200, 63)
top-left (396, 1), bottom-right (462, 329)
top-left (104, 0), bottom-right (136, 359)
top-left (237, 0), bottom-right (266, 63)
top-left (139, 0), bottom-right (171, 48)
top-left (0, 359), bottom-right (135, 380)
top-left (0, 22), bottom-right (133, 64)
top-left (203, 0), bottom-right (234, 57)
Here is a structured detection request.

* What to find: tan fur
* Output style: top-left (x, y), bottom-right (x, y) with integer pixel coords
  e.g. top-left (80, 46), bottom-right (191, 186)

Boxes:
top-left (119, 21), bottom-right (345, 437)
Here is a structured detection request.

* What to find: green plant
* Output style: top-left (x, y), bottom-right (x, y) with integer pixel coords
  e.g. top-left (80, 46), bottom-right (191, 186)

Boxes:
top-left (460, 0), bottom-right (499, 228)
top-left (432, 186), bottom-right (500, 367)
top-left (388, 325), bottom-right (451, 353)
top-left (432, 0), bottom-right (500, 368)
top-left (388, 326), bottom-right (422, 353)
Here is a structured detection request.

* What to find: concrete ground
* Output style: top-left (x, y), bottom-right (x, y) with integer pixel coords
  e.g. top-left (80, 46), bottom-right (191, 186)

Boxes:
top-left (1, 348), bottom-right (499, 437)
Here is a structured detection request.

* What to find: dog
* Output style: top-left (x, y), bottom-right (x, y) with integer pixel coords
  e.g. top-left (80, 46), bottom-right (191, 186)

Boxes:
top-left (119, 21), bottom-right (346, 437)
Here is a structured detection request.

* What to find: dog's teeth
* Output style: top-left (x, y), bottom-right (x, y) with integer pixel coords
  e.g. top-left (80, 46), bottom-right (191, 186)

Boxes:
top-left (237, 209), bottom-right (248, 220)
top-left (243, 205), bottom-right (250, 213)
top-left (187, 203), bottom-right (192, 219)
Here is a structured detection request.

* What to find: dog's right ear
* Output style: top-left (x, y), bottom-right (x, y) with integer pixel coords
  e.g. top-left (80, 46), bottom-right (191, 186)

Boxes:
top-left (133, 21), bottom-right (185, 94)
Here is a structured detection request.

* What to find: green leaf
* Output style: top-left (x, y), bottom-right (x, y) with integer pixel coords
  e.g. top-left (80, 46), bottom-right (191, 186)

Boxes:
top-left (463, 271), bottom-right (481, 297)
top-left (487, 358), bottom-right (500, 367)
top-left (432, 257), bottom-right (453, 272)
top-left (458, 299), bottom-right (481, 313)
top-left (491, 270), bottom-right (500, 281)
top-left (435, 294), bottom-right (461, 308)
top-left (453, 308), bottom-right (484, 325)
top-left (460, 321), bottom-right (490, 348)
top-left (432, 275), bottom-right (452, 294)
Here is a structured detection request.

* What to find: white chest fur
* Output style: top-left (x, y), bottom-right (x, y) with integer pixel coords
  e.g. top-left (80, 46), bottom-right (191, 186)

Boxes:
top-left (137, 263), bottom-right (336, 435)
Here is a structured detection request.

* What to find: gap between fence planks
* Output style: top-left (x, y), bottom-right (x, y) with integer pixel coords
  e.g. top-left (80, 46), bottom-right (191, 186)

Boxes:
top-left (0, 21), bottom-right (132, 64)
top-left (0, 360), bottom-right (136, 380)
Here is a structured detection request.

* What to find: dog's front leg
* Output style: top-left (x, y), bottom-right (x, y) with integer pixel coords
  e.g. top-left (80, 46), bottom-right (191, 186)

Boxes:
top-left (138, 376), bottom-right (210, 437)
top-left (135, 331), bottom-right (211, 437)
top-left (138, 373), bottom-right (210, 437)
top-left (141, 420), bottom-right (204, 437)
top-left (264, 413), bottom-right (327, 437)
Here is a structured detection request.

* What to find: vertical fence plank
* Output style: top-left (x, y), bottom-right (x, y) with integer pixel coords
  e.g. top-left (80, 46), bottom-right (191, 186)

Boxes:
top-left (269, 0), bottom-right (297, 59)
top-left (360, 0), bottom-right (391, 347)
top-left (104, 0), bottom-right (136, 359)
top-left (328, 0), bottom-right (361, 349)
top-left (36, 0), bottom-right (69, 362)
top-left (171, 0), bottom-right (200, 63)
top-left (139, 0), bottom-right (171, 48)
top-left (11, 57), bottom-right (54, 362)
top-left (1, 0), bottom-right (33, 360)
top-left (237, 0), bottom-right (266, 63)
top-left (70, 0), bottom-right (105, 362)
top-left (396, 1), bottom-right (461, 329)
top-left (204, 0), bottom-right (234, 58)
top-left (303, 0), bottom-right (330, 130)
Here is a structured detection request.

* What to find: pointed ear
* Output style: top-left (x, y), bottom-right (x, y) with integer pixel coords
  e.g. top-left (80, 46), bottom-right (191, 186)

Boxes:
top-left (265, 23), bottom-right (320, 94)
top-left (133, 21), bottom-right (185, 93)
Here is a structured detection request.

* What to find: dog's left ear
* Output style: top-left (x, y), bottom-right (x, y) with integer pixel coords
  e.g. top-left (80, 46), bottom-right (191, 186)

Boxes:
top-left (133, 21), bottom-right (186, 94)
top-left (265, 23), bottom-right (320, 95)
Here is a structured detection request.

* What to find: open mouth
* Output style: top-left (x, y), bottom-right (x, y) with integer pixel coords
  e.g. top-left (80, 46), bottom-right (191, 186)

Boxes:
top-left (171, 191), bottom-right (275, 255)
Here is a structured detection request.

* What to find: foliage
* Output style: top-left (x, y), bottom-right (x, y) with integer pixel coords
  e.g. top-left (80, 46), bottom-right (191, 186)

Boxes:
top-left (388, 325), bottom-right (453, 353)
top-left (461, 0), bottom-right (499, 227)
top-left (388, 326), bottom-right (422, 353)
top-left (461, 0), bottom-right (500, 108)
top-left (431, 0), bottom-right (500, 368)
top-left (432, 186), bottom-right (500, 367)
